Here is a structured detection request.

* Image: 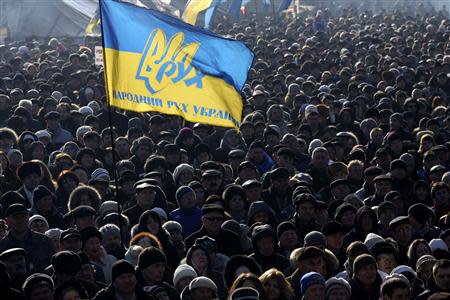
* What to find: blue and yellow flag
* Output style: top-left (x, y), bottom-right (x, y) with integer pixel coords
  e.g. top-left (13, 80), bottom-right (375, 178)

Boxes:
top-left (182, 0), bottom-right (214, 25)
top-left (100, 0), bottom-right (253, 129)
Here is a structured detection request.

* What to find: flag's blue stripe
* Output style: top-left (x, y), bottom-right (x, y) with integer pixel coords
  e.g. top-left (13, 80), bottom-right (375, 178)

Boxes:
top-left (101, 0), bottom-right (253, 91)
top-left (228, 0), bottom-right (243, 21)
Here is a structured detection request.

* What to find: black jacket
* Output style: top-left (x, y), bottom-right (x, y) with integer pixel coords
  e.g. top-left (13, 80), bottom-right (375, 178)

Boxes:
top-left (349, 273), bottom-right (383, 300)
top-left (93, 285), bottom-right (158, 300)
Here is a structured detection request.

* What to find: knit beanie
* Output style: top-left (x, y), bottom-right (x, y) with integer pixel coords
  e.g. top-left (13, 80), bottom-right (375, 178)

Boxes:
top-left (45, 228), bottom-right (63, 240)
top-left (173, 264), bottom-right (197, 288)
top-left (325, 277), bottom-right (351, 299)
top-left (301, 272), bottom-right (326, 295)
top-left (304, 231), bottom-right (326, 248)
top-left (29, 215), bottom-right (49, 228)
top-left (353, 254), bottom-right (377, 276)
top-left (80, 226), bottom-right (102, 247)
top-left (364, 233), bottom-right (385, 252)
top-left (162, 221), bottom-right (182, 233)
top-left (138, 246), bottom-right (166, 270)
top-left (173, 164), bottom-right (194, 184)
top-left (175, 186), bottom-right (195, 204)
top-left (112, 259), bottom-right (136, 282)
top-left (189, 276), bottom-right (217, 293)
top-left (99, 224), bottom-right (120, 240)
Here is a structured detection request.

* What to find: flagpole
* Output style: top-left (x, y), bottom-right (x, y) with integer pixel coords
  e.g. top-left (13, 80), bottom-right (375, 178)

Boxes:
top-left (271, 0), bottom-right (277, 24)
top-left (98, 0), bottom-right (123, 244)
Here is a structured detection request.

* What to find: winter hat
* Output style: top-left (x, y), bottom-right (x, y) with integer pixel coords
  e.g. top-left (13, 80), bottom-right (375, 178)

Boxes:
top-left (90, 168), bottom-right (110, 183)
top-left (251, 224), bottom-right (276, 244)
top-left (364, 233), bottom-right (385, 252)
top-left (325, 277), bottom-right (351, 299)
top-left (353, 254), bottom-right (377, 276)
top-left (416, 255), bottom-right (437, 273)
top-left (408, 203), bottom-right (431, 225)
top-left (301, 272), bottom-right (326, 295)
top-left (138, 246), bottom-right (166, 270)
top-left (304, 231), bottom-right (326, 248)
top-left (45, 228), bottom-right (63, 240)
top-left (99, 224), bottom-right (120, 240)
top-left (112, 260), bottom-right (135, 282)
top-left (173, 264), bottom-right (197, 288)
top-left (175, 186), bottom-right (195, 204)
top-left (222, 219), bottom-right (243, 235)
top-left (125, 245), bottom-right (144, 266)
top-left (231, 287), bottom-right (260, 300)
top-left (32, 185), bottom-right (54, 205)
top-left (429, 239), bottom-right (449, 252)
top-left (277, 221), bottom-right (297, 239)
top-left (391, 265), bottom-right (417, 278)
top-left (22, 273), bottom-right (54, 298)
top-left (29, 215), bottom-right (49, 228)
top-left (80, 226), bottom-right (102, 247)
top-left (51, 251), bottom-right (81, 274)
top-left (173, 164), bottom-right (194, 183)
top-left (162, 221), bottom-right (182, 233)
top-left (400, 153), bottom-right (415, 166)
top-left (189, 276), bottom-right (217, 292)
top-left (98, 201), bottom-right (119, 218)
top-left (151, 207), bottom-right (167, 222)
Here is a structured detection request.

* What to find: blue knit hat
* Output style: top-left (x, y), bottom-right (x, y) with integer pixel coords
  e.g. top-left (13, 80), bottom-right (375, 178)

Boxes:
top-left (175, 186), bottom-right (195, 204)
top-left (301, 272), bottom-right (325, 294)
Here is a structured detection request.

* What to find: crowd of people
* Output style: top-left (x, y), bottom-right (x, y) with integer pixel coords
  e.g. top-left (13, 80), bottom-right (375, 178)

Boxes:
top-left (0, 2), bottom-right (450, 300)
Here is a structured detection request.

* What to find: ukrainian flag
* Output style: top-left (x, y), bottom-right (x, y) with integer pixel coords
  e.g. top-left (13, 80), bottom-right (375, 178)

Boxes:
top-left (100, 0), bottom-right (253, 129)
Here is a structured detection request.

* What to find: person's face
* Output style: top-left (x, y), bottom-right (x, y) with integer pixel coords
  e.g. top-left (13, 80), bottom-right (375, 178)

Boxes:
top-left (264, 278), bottom-right (281, 300)
top-left (419, 262), bottom-right (434, 283)
top-left (113, 273), bottom-right (137, 295)
top-left (416, 242), bottom-right (431, 258)
top-left (252, 211), bottom-right (269, 224)
top-left (29, 285), bottom-right (53, 300)
top-left (76, 263), bottom-right (95, 282)
top-left (434, 188), bottom-right (449, 206)
top-left (194, 188), bottom-right (205, 206)
top-left (202, 212), bottom-right (223, 235)
top-left (245, 186), bottom-right (261, 203)
top-left (4, 254), bottom-right (27, 276)
top-left (180, 191), bottom-right (196, 209)
top-left (177, 276), bottom-right (194, 292)
top-left (331, 184), bottom-right (351, 200)
top-left (356, 263), bottom-right (377, 286)
top-left (136, 188), bottom-right (156, 210)
top-left (297, 201), bottom-right (315, 222)
top-left (279, 229), bottom-right (299, 250)
top-left (30, 220), bottom-right (48, 234)
top-left (379, 209), bottom-right (396, 226)
top-left (256, 236), bottom-right (274, 257)
top-left (326, 232), bottom-right (344, 250)
top-left (299, 257), bottom-right (326, 275)
top-left (62, 289), bottom-right (81, 300)
top-left (340, 210), bottom-right (356, 227)
top-left (249, 148), bottom-right (265, 163)
top-left (190, 287), bottom-right (213, 300)
top-left (75, 215), bottom-right (95, 230)
top-left (229, 194), bottom-right (245, 211)
top-left (304, 284), bottom-right (326, 300)
top-left (377, 253), bottom-right (397, 274)
top-left (0, 138), bottom-right (14, 152)
top-left (179, 171), bottom-right (193, 186)
top-left (146, 216), bottom-right (160, 235)
top-left (434, 267), bottom-right (450, 292)
top-left (83, 237), bottom-right (102, 260)
top-left (415, 186), bottom-right (428, 200)
top-left (168, 229), bottom-right (183, 244)
top-left (137, 145), bottom-right (151, 160)
top-left (36, 195), bottom-right (53, 213)
top-left (142, 262), bottom-right (166, 284)
top-left (393, 224), bottom-right (412, 244)
top-left (191, 248), bottom-right (208, 269)
top-left (313, 151), bottom-right (329, 169)
top-left (327, 287), bottom-right (348, 300)
top-left (23, 173), bottom-right (41, 190)
top-left (201, 175), bottom-right (222, 193)
top-left (277, 155), bottom-right (294, 169)
top-left (360, 214), bottom-right (374, 232)
top-left (7, 213), bottom-right (29, 234)
top-left (61, 236), bottom-right (82, 252)
top-left (103, 233), bottom-right (121, 250)
top-left (371, 131), bottom-right (384, 144)
top-left (348, 165), bottom-right (364, 181)
top-left (375, 181), bottom-right (392, 197)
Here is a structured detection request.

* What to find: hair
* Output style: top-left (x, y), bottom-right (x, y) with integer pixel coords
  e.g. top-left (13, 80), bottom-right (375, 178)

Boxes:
top-left (67, 185), bottom-right (101, 212)
top-left (228, 272), bottom-right (266, 300)
top-left (33, 160), bottom-right (56, 192)
top-left (407, 239), bottom-right (431, 266)
top-left (380, 278), bottom-right (410, 298)
top-left (418, 134), bottom-right (435, 154)
top-left (259, 268), bottom-right (294, 300)
top-left (129, 231), bottom-right (162, 250)
top-left (348, 159), bottom-right (364, 169)
top-left (0, 127), bottom-right (18, 146)
top-left (370, 127), bottom-right (383, 139)
top-left (144, 155), bottom-right (167, 173)
top-left (431, 182), bottom-right (450, 199)
top-left (327, 162), bottom-right (348, 178)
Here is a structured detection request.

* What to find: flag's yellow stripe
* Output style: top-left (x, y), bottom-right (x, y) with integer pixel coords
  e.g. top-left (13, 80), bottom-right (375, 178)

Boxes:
top-left (182, 0), bottom-right (214, 25)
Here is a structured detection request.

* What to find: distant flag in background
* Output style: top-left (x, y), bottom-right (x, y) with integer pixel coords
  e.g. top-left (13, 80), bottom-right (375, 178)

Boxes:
top-left (228, 0), bottom-right (243, 22)
top-left (182, 0), bottom-right (213, 25)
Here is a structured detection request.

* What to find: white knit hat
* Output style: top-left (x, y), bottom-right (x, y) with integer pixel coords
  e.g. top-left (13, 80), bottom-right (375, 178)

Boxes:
top-left (173, 264), bottom-right (197, 288)
top-left (364, 233), bottom-right (385, 252)
top-left (172, 163), bottom-right (194, 184)
top-left (325, 277), bottom-right (351, 298)
top-left (29, 214), bottom-right (49, 228)
top-left (45, 228), bottom-right (63, 239)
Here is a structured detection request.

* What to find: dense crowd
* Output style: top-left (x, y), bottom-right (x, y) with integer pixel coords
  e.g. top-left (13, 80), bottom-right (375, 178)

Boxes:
top-left (0, 2), bottom-right (450, 300)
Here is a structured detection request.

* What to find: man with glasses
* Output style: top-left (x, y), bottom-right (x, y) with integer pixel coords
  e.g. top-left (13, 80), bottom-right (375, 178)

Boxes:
top-left (185, 204), bottom-right (241, 256)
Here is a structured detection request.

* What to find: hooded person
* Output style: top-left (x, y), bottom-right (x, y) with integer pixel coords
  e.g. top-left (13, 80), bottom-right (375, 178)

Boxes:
top-left (136, 246), bottom-right (178, 300)
top-left (169, 186), bottom-right (202, 239)
top-left (223, 255), bottom-right (262, 289)
top-left (31, 185), bottom-right (64, 229)
top-left (247, 201), bottom-right (278, 228)
top-left (249, 224), bottom-right (289, 273)
top-left (343, 205), bottom-right (378, 249)
top-left (349, 254), bottom-right (383, 300)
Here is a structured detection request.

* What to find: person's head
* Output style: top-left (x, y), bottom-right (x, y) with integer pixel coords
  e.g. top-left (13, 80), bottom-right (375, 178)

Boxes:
top-left (294, 193), bottom-right (317, 222)
top-left (28, 215), bottom-right (49, 234)
top-left (60, 229), bottom-right (82, 252)
top-left (277, 221), bottom-right (299, 251)
top-left (374, 175), bottom-right (393, 197)
top-left (407, 239), bottom-right (432, 265)
top-left (325, 277), bottom-right (351, 300)
top-left (353, 254), bottom-right (378, 287)
top-left (229, 272), bottom-right (266, 299)
top-left (189, 276), bottom-right (218, 300)
top-left (5, 204), bottom-right (29, 235)
top-left (416, 255), bottom-right (437, 283)
top-left (71, 205), bottom-right (97, 230)
top-left (17, 161), bottom-right (42, 191)
top-left (301, 272), bottom-right (326, 300)
top-left (186, 244), bottom-right (210, 273)
top-left (259, 268), bottom-right (294, 300)
top-left (99, 224), bottom-right (121, 253)
top-left (390, 216), bottom-right (412, 246)
top-left (0, 248), bottom-right (27, 280)
top-left (137, 246), bottom-right (166, 285)
top-left (433, 259), bottom-right (450, 292)
top-left (251, 224), bottom-right (276, 257)
top-left (22, 273), bottom-right (54, 300)
top-left (138, 209), bottom-right (162, 236)
top-left (135, 183), bottom-right (157, 210)
top-left (112, 260), bottom-right (137, 296)
top-left (311, 147), bottom-right (329, 169)
top-left (372, 242), bottom-right (398, 274)
top-left (297, 246), bottom-right (326, 276)
top-left (176, 185), bottom-right (197, 209)
top-left (80, 226), bottom-right (103, 261)
top-left (432, 182), bottom-right (450, 208)
top-left (173, 264), bottom-right (197, 293)
top-left (201, 204), bottom-right (225, 236)
top-left (381, 277), bottom-right (411, 300)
